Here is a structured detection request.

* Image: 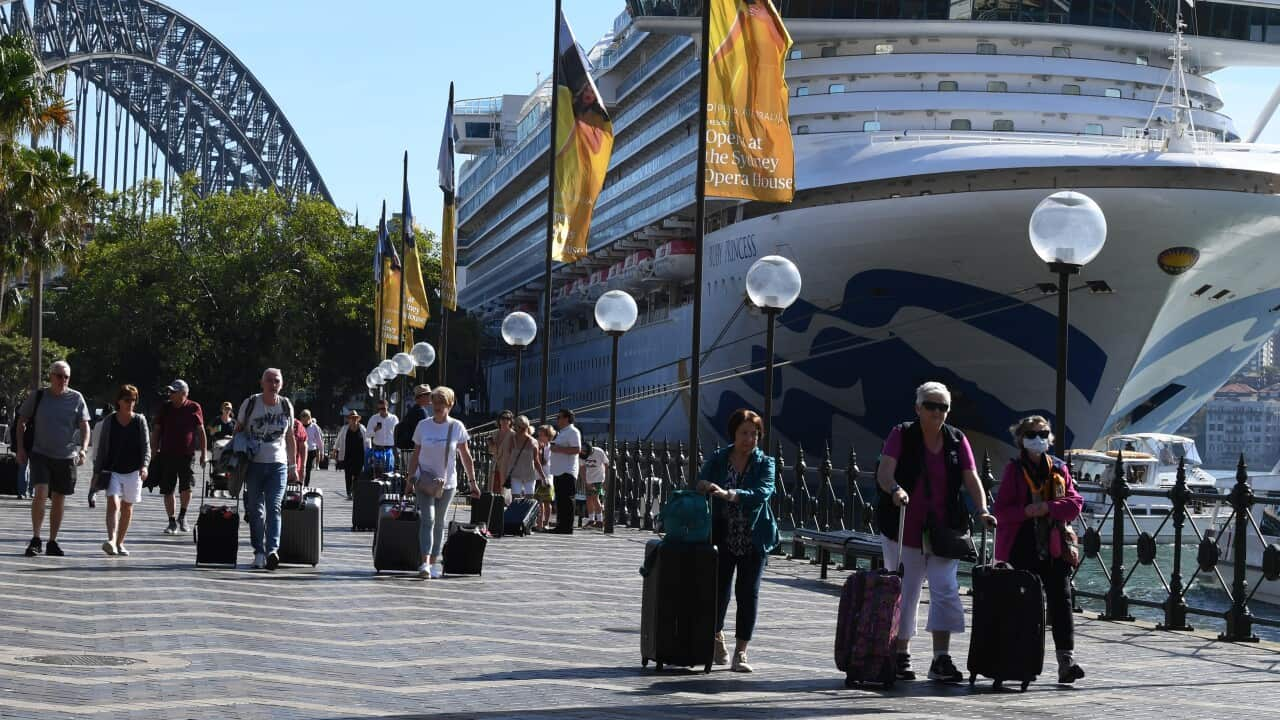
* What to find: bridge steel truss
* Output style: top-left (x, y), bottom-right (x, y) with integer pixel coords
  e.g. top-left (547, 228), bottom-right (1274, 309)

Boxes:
top-left (0, 0), bottom-right (332, 203)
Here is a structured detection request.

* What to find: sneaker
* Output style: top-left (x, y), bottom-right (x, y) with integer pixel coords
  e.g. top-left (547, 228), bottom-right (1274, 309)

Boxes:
top-left (418, 562), bottom-right (430, 578)
top-left (164, 519), bottom-right (178, 535)
top-left (45, 540), bottom-right (64, 557)
top-left (251, 552), bottom-right (266, 569)
top-left (429, 563), bottom-right (443, 579)
top-left (895, 652), bottom-right (916, 681)
top-left (25, 537), bottom-right (42, 557)
top-left (730, 650), bottom-right (753, 673)
top-left (713, 632), bottom-right (729, 666)
top-left (101, 540), bottom-right (117, 556)
top-left (178, 519), bottom-right (190, 533)
top-left (265, 552), bottom-right (279, 571)
top-left (1057, 664), bottom-right (1085, 684)
top-left (927, 654), bottom-right (963, 683)
top-left (115, 545), bottom-right (130, 557)
top-left (88, 494), bottom-right (96, 509)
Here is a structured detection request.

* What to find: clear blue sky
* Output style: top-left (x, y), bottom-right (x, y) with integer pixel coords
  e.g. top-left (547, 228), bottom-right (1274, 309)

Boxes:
top-left (163, 0), bottom-right (1279, 236)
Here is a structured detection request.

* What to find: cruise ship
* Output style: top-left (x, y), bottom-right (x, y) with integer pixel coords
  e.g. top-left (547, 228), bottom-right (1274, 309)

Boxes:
top-left (454, 1), bottom-right (1280, 463)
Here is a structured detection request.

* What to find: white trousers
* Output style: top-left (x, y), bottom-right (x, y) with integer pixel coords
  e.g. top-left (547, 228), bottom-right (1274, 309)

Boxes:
top-left (880, 535), bottom-right (966, 641)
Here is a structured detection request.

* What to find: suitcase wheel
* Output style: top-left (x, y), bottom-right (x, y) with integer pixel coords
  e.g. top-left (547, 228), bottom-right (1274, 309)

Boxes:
top-left (703, 663), bottom-right (711, 674)
top-left (969, 674), bottom-right (976, 688)
top-left (1020, 680), bottom-right (1030, 692)
top-left (654, 661), bottom-right (664, 672)
top-left (992, 679), bottom-right (1003, 691)
top-left (844, 677), bottom-right (858, 689)
top-left (641, 658), bottom-right (648, 668)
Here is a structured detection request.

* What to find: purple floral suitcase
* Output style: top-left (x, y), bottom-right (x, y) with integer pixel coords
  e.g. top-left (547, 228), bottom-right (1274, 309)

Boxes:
top-left (835, 568), bottom-right (902, 687)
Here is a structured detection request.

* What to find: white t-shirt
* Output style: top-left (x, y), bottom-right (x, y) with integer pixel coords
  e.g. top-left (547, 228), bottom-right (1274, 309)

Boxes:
top-left (581, 447), bottom-right (609, 486)
top-left (548, 424), bottom-right (581, 477)
top-left (304, 422), bottom-right (324, 451)
top-left (238, 394), bottom-right (294, 465)
top-left (412, 417), bottom-right (471, 489)
top-left (368, 412), bottom-right (398, 447)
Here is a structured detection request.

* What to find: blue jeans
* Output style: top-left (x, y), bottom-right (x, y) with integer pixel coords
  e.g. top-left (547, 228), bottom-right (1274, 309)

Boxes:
top-left (419, 487), bottom-right (456, 560)
top-left (245, 462), bottom-right (287, 555)
top-left (715, 547), bottom-right (768, 642)
top-left (15, 460), bottom-right (28, 497)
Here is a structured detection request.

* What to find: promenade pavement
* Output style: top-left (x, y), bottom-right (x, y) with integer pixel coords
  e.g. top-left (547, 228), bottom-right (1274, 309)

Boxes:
top-left (1, 464), bottom-right (1278, 719)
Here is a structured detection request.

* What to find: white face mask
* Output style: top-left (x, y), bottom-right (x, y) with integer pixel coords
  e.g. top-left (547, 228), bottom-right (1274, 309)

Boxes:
top-left (1022, 436), bottom-right (1050, 454)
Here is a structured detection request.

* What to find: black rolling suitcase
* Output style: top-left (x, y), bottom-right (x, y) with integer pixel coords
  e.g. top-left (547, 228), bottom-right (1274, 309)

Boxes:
top-left (352, 475), bottom-right (392, 531)
top-left (443, 504), bottom-right (487, 576)
top-left (373, 494), bottom-right (421, 573)
top-left (967, 561), bottom-right (1046, 691)
top-left (640, 539), bottom-right (718, 672)
top-left (503, 497), bottom-right (538, 537)
top-left (279, 485), bottom-right (323, 566)
top-left (0, 454), bottom-right (18, 495)
top-left (470, 492), bottom-right (505, 538)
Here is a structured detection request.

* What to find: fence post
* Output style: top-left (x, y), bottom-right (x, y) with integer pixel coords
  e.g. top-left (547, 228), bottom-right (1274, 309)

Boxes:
top-left (1101, 449), bottom-right (1134, 621)
top-left (1159, 456), bottom-right (1193, 631)
top-left (790, 445), bottom-right (810, 560)
top-left (819, 443), bottom-right (837, 531)
top-left (770, 441), bottom-right (789, 557)
top-left (643, 441), bottom-right (657, 532)
top-left (1221, 454), bottom-right (1259, 642)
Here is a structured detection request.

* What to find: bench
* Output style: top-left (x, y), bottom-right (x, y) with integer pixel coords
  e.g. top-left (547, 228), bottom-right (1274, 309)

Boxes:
top-left (791, 528), bottom-right (885, 580)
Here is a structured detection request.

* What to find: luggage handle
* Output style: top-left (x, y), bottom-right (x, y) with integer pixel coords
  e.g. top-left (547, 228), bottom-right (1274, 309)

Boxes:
top-left (895, 502), bottom-right (906, 577)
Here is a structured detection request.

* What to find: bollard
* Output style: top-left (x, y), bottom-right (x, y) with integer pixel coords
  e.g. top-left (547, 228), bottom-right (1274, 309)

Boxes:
top-left (1160, 456), bottom-right (1193, 631)
top-left (1221, 454), bottom-right (1259, 642)
top-left (1101, 450), bottom-right (1134, 621)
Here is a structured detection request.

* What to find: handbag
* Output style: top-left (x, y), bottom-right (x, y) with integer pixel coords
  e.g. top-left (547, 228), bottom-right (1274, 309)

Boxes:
top-left (1050, 523), bottom-right (1081, 568)
top-left (918, 465), bottom-right (977, 562)
top-left (413, 420), bottom-right (454, 499)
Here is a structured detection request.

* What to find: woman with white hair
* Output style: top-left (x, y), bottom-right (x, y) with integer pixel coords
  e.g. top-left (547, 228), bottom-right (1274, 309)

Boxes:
top-left (874, 381), bottom-right (995, 683)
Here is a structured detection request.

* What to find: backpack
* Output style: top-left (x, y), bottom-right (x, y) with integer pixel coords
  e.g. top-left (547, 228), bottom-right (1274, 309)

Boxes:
top-left (395, 405), bottom-right (425, 451)
top-left (658, 490), bottom-right (711, 544)
top-left (12, 390), bottom-right (45, 453)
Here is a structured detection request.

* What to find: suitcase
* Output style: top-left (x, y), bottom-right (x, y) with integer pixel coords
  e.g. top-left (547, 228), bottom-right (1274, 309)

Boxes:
top-left (352, 477), bottom-right (391, 531)
top-left (373, 495), bottom-right (422, 573)
top-left (194, 503), bottom-right (239, 567)
top-left (503, 497), bottom-right (538, 537)
top-left (470, 493), bottom-right (506, 538)
top-left (0, 454), bottom-right (18, 495)
top-left (279, 485), bottom-right (323, 566)
top-left (967, 562), bottom-right (1045, 691)
top-left (640, 539), bottom-right (718, 672)
top-left (443, 516), bottom-right (488, 576)
top-left (835, 568), bottom-right (902, 687)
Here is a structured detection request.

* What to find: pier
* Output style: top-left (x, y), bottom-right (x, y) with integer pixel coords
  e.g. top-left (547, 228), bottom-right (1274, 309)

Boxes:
top-left (1, 465), bottom-right (1277, 720)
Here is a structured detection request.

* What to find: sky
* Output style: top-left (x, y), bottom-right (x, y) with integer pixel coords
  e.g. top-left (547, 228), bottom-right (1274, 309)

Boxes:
top-left (158, 0), bottom-right (1280, 234)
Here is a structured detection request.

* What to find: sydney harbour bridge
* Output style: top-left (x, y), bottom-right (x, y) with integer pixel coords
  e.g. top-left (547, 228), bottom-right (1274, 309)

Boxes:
top-left (0, 0), bottom-right (330, 206)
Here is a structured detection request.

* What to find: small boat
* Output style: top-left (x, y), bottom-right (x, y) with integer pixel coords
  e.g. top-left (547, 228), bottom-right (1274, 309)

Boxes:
top-left (606, 260), bottom-right (626, 292)
top-left (1067, 446), bottom-right (1220, 544)
top-left (620, 249), bottom-right (654, 290)
top-left (585, 268), bottom-right (608, 303)
top-left (649, 240), bottom-right (694, 281)
top-left (1220, 459), bottom-right (1280, 607)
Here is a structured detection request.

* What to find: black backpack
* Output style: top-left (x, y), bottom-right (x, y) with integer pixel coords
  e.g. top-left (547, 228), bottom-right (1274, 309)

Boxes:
top-left (395, 406), bottom-right (425, 451)
top-left (10, 390), bottom-right (45, 452)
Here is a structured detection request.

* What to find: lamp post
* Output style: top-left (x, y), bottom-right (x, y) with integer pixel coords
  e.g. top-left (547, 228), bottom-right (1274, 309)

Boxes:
top-left (1028, 191), bottom-right (1107, 457)
top-left (501, 311), bottom-right (537, 414)
top-left (376, 360), bottom-right (397, 405)
top-left (595, 290), bottom-right (638, 534)
top-left (411, 341), bottom-right (437, 389)
top-left (746, 256), bottom-right (803, 452)
top-left (392, 352), bottom-right (416, 415)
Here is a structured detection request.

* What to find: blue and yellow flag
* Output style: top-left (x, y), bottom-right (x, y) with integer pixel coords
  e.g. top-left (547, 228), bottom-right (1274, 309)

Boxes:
top-left (438, 82), bottom-right (459, 312)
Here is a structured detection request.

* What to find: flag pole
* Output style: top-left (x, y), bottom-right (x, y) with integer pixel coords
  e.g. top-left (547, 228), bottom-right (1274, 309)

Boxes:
top-left (400, 151), bottom-right (410, 416)
top-left (688, 4), bottom-right (712, 484)
top-left (439, 306), bottom-right (448, 387)
top-left (539, 0), bottom-right (563, 426)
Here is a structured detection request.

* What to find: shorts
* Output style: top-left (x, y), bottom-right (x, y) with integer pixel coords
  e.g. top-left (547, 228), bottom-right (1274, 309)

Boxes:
top-left (588, 482), bottom-right (604, 497)
top-left (510, 478), bottom-right (536, 497)
top-left (107, 471), bottom-right (143, 505)
top-left (28, 453), bottom-right (77, 496)
top-left (154, 454), bottom-right (195, 495)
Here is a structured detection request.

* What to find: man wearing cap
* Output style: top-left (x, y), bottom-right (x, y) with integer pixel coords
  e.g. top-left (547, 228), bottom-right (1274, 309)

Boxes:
top-left (335, 409), bottom-right (370, 497)
top-left (152, 379), bottom-right (206, 534)
top-left (299, 409), bottom-right (325, 487)
top-left (395, 384), bottom-right (432, 466)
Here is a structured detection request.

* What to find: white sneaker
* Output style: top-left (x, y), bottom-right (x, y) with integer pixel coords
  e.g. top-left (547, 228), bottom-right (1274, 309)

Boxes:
top-left (101, 540), bottom-right (117, 556)
top-left (115, 545), bottom-right (130, 557)
top-left (418, 562), bottom-right (430, 579)
top-left (429, 563), bottom-right (443, 579)
top-left (252, 552), bottom-right (266, 569)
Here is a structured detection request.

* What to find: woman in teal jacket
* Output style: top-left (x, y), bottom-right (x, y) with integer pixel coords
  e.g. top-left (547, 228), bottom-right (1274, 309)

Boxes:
top-left (696, 408), bottom-right (779, 673)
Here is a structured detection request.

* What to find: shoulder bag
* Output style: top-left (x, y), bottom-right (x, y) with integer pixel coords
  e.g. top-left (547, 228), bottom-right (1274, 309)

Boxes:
top-left (919, 457), bottom-right (977, 562)
top-left (414, 420), bottom-right (455, 499)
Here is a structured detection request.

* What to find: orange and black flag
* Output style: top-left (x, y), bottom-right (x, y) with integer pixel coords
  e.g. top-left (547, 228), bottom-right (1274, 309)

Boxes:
top-left (551, 11), bottom-right (614, 263)
top-left (704, 0), bottom-right (795, 203)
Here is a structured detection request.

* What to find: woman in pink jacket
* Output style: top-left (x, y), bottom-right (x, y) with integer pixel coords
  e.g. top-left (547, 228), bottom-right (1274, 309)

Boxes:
top-left (992, 415), bottom-right (1085, 685)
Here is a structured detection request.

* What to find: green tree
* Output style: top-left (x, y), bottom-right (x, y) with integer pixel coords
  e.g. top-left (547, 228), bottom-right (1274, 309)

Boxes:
top-left (0, 332), bottom-right (71, 414)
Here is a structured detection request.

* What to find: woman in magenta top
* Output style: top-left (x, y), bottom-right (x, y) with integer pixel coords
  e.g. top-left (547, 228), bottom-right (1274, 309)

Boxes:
top-left (875, 381), bottom-right (994, 683)
top-left (992, 415), bottom-right (1085, 684)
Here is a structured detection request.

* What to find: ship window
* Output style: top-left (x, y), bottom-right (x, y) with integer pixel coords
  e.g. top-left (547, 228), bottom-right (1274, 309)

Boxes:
top-left (993, 119), bottom-right (1014, 131)
top-left (821, 46), bottom-right (837, 58)
top-left (1136, 54), bottom-right (1149, 65)
top-left (790, 49), bottom-right (802, 60)
top-left (829, 83), bottom-right (846, 94)
top-left (863, 120), bottom-right (881, 132)
top-left (987, 81), bottom-right (1007, 92)
top-left (976, 42), bottom-right (997, 55)
top-left (1084, 123), bottom-right (1104, 135)
top-left (937, 81), bottom-right (958, 91)
top-left (796, 86), bottom-right (809, 97)
top-left (1052, 46), bottom-right (1070, 58)
top-left (875, 43), bottom-right (893, 55)
top-left (950, 119), bottom-right (972, 130)
top-left (796, 125), bottom-right (810, 134)
top-left (1105, 88), bottom-right (1122, 98)
top-left (1062, 84), bottom-right (1081, 95)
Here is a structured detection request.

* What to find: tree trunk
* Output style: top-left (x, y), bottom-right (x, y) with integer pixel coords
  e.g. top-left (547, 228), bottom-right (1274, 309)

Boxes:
top-left (29, 262), bottom-right (42, 391)
top-left (0, 267), bottom-right (7, 326)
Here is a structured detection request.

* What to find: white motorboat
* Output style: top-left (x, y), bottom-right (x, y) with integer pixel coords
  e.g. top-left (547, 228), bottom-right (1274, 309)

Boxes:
top-left (1068, 446), bottom-right (1220, 544)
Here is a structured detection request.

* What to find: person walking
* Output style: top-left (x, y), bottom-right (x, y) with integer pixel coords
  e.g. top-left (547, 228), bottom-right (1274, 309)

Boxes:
top-left (152, 379), bottom-right (207, 535)
top-left (695, 409), bottom-right (778, 673)
top-left (367, 400), bottom-right (399, 474)
top-left (993, 415), bottom-right (1086, 684)
top-left (299, 410), bottom-right (324, 487)
top-left (292, 417), bottom-right (308, 483)
top-left (236, 368), bottom-right (300, 571)
top-left (534, 424), bottom-right (557, 531)
top-left (211, 402), bottom-right (236, 441)
top-left (16, 361), bottom-right (91, 557)
top-left (874, 381), bottom-right (995, 683)
top-left (409, 386), bottom-right (479, 579)
top-left (335, 409), bottom-right (370, 497)
top-left (548, 409), bottom-right (581, 533)
top-left (93, 385), bottom-right (151, 557)
top-left (487, 410), bottom-right (515, 495)
top-left (396, 384), bottom-right (431, 470)
top-left (505, 415), bottom-right (542, 500)
top-left (580, 440), bottom-right (610, 529)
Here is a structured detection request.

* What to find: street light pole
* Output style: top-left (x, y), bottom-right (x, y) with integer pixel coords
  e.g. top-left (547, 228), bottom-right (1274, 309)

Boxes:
top-left (28, 264), bottom-right (43, 391)
top-left (762, 307), bottom-right (779, 452)
top-left (605, 330), bottom-right (621, 534)
top-left (746, 256), bottom-right (802, 452)
top-left (1050, 262), bottom-right (1079, 458)
top-left (513, 346), bottom-right (524, 415)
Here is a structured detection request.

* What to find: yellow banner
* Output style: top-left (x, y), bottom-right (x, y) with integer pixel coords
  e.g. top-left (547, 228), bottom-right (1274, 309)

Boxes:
top-left (551, 13), bottom-right (615, 263)
top-left (379, 264), bottom-right (404, 346)
top-left (403, 242), bottom-right (430, 329)
top-left (705, 0), bottom-right (795, 203)
top-left (441, 201), bottom-right (457, 311)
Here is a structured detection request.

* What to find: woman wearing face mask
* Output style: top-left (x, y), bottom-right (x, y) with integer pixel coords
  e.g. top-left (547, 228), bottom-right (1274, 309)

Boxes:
top-left (992, 415), bottom-right (1085, 684)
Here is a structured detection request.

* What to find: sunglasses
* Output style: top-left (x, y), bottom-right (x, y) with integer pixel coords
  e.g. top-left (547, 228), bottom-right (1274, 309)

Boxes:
top-left (1025, 430), bottom-right (1051, 439)
top-left (50, 373), bottom-right (69, 379)
top-left (920, 401), bottom-right (949, 412)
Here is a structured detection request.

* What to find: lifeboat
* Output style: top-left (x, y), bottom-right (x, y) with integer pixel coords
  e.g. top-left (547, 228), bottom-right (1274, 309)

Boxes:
top-left (621, 249), bottom-right (654, 290)
top-left (606, 260), bottom-right (626, 292)
top-left (585, 268), bottom-right (608, 303)
top-left (652, 240), bottom-right (695, 281)
top-left (570, 277), bottom-right (591, 308)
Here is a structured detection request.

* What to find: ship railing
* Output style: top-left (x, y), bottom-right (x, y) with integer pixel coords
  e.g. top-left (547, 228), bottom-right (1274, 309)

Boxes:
top-left (869, 130), bottom-right (1131, 149)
